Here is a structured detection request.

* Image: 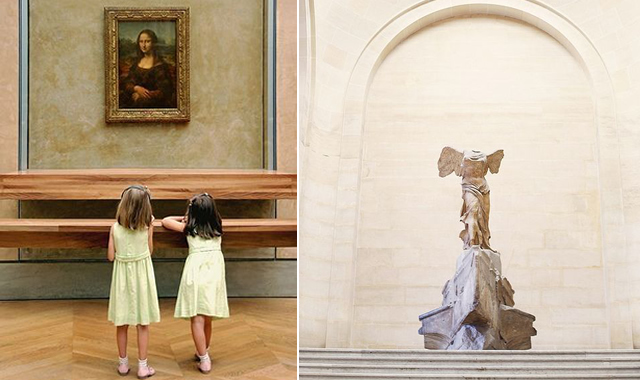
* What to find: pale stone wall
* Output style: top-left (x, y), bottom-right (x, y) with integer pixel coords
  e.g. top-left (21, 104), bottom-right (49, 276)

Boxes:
top-left (547, 0), bottom-right (640, 349)
top-left (299, 0), bottom-right (334, 348)
top-left (356, 16), bottom-right (603, 349)
top-left (299, 0), bottom-right (640, 349)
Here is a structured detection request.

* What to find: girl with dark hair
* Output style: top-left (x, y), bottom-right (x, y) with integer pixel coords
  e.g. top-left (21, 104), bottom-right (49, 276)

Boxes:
top-left (120, 29), bottom-right (176, 108)
top-left (162, 194), bottom-right (229, 374)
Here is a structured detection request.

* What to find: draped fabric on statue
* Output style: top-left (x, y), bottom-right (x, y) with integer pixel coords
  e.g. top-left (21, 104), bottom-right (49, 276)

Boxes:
top-left (460, 183), bottom-right (491, 250)
top-left (438, 147), bottom-right (503, 251)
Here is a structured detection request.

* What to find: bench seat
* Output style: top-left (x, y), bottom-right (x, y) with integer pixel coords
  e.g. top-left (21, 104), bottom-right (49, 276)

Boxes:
top-left (0, 169), bottom-right (296, 200)
top-left (0, 218), bottom-right (297, 249)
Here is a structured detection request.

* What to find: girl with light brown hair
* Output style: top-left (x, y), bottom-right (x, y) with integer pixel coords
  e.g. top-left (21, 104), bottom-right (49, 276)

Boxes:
top-left (107, 185), bottom-right (160, 379)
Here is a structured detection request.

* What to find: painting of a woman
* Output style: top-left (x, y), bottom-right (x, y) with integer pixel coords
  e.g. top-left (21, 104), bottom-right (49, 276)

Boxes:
top-left (106, 8), bottom-right (189, 122)
top-left (119, 29), bottom-right (176, 109)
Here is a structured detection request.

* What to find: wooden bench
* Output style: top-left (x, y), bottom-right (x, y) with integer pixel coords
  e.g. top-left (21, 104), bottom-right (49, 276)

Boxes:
top-left (0, 219), bottom-right (297, 248)
top-left (0, 169), bottom-right (297, 200)
top-left (0, 169), bottom-right (297, 249)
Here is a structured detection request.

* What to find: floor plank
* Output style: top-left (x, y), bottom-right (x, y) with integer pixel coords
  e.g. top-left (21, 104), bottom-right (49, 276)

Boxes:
top-left (0, 298), bottom-right (297, 380)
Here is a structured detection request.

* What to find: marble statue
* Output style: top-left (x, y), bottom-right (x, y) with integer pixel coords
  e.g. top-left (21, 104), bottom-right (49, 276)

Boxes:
top-left (438, 147), bottom-right (504, 250)
top-left (419, 147), bottom-right (536, 350)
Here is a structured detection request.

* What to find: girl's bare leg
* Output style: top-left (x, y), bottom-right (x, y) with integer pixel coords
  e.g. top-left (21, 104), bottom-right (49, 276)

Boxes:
top-left (135, 325), bottom-right (155, 378)
top-left (204, 316), bottom-right (212, 350)
top-left (136, 325), bottom-right (149, 360)
top-left (116, 325), bottom-right (129, 358)
top-left (190, 315), bottom-right (207, 356)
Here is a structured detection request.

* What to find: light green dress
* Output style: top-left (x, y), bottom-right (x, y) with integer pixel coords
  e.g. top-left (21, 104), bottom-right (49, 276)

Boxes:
top-left (174, 235), bottom-right (230, 319)
top-left (108, 222), bottom-right (161, 326)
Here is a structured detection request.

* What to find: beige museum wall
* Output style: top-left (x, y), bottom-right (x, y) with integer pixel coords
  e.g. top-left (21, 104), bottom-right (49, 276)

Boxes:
top-left (0, 0), bottom-right (297, 297)
top-left (0, 0), bottom-right (18, 261)
top-left (276, 0), bottom-right (297, 259)
top-left (300, 0), bottom-right (640, 349)
top-left (21, 0), bottom-right (297, 263)
top-left (24, 0), bottom-right (269, 261)
top-left (29, 0), bottom-right (264, 169)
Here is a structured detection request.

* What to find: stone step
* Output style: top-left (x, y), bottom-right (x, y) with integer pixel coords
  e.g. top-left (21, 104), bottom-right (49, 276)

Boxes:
top-left (299, 373), bottom-right (640, 380)
top-left (300, 348), bottom-right (640, 355)
top-left (299, 349), bottom-right (640, 360)
top-left (299, 349), bottom-right (640, 379)
top-left (299, 363), bottom-right (640, 375)
top-left (299, 356), bottom-right (640, 366)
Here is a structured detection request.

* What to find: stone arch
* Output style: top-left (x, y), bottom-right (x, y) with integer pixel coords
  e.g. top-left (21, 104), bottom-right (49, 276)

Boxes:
top-left (325, 0), bottom-right (628, 347)
top-left (299, 0), bottom-right (316, 147)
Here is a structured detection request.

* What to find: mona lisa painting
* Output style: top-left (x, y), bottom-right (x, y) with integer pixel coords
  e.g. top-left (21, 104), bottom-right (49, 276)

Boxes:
top-left (105, 8), bottom-right (190, 123)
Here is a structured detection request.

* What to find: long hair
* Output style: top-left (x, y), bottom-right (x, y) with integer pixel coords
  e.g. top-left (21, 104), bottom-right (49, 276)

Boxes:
top-left (184, 193), bottom-right (223, 239)
top-left (136, 29), bottom-right (159, 59)
top-left (116, 185), bottom-right (153, 230)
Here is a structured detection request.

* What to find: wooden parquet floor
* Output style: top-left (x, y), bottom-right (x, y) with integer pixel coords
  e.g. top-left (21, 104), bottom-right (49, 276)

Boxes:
top-left (0, 298), bottom-right (297, 380)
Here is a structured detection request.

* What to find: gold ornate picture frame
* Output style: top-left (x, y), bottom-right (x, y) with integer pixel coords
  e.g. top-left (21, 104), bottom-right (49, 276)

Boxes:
top-left (105, 7), bottom-right (190, 123)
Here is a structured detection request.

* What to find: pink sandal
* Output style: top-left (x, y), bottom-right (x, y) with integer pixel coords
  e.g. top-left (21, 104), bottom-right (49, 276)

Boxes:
top-left (117, 364), bottom-right (130, 376)
top-left (196, 352), bottom-right (212, 374)
top-left (198, 358), bottom-right (211, 374)
top-left (194, 347), bottom-right (210, 362)
top-left (117, 357), bottom-right (130, 376)
top-left (137, 360), bottom-right (156, 379)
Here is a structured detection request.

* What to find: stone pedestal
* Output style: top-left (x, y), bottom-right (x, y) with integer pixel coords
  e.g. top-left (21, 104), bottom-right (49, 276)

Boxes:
top-left (418, 247), bottom-right (536, 350)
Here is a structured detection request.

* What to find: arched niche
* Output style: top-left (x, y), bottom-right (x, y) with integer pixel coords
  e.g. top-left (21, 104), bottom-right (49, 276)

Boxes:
top-left (324, 0), bottom-right (629, 348)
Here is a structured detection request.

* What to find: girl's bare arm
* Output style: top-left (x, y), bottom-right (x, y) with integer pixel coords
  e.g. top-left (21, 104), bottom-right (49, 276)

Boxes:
top-left (107, 225), bottom-right (116, 262)
top-left (148, 216), bottom-right (155, 254)
top-left (162, 216), bottom-right (186, 232)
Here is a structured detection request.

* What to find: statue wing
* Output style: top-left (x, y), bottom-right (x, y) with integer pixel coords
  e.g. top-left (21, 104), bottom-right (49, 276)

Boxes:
top-left (438, 147), bottom-right (464, 177)
top-left (487, 149), bottom-right (504, 174)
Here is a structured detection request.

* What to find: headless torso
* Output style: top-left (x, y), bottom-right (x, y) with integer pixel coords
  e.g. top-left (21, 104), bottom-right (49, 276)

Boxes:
top-left (438, 147), bottom-right (504, 251)
top-left (459, 151), bottom-right (491, 250)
